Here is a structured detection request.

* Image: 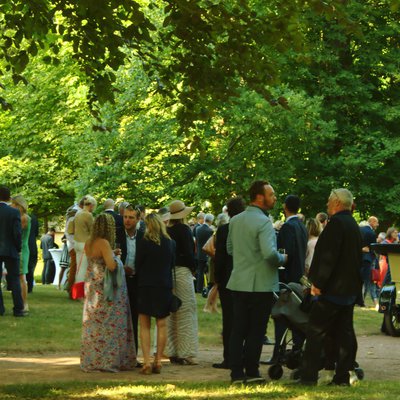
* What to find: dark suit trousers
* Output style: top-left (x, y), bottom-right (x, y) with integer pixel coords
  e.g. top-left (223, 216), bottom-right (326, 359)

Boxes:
top-left (229, 291), bottom-right (273, 380)
top-left (219, 286), bottom-right (233, 365)
top-left (26, 253), bottom-right (38, 293)
top-left (126, 275), bottom-right (139, 352)
top-left (196, 260), bottom-right (208, 293)
top-left (0, 256), bottom-right (24, 315)
top-left (301, 299), bottom-right (356, 384)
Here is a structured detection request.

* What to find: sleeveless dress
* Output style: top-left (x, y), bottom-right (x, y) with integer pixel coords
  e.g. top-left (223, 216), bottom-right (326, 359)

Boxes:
top-left (20, 215), bottom-right (31, 275)
top-left (80, 256), bottom-right (136, 372)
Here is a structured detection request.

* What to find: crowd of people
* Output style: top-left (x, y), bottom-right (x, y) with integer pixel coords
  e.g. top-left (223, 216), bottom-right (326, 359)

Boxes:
top-left (0, 181), bottom-right (395, 385)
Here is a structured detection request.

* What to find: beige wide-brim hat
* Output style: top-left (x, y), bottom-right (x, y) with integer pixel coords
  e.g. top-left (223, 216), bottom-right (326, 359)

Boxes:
top-left (169, 200), bottom-right (194, 220)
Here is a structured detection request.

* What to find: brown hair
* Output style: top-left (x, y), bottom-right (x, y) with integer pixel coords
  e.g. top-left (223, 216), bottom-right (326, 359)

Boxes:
top-left (89, 213), bottom-right (115, 248)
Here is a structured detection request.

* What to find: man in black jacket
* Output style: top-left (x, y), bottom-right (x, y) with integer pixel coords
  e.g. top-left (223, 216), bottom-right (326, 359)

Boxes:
top-left (266, 195), bottom-right (307, 364)
top-left (299, 188), bottom-right (362, 386)
top-left (116, 204), bottom-right (143, 355)
top-left (0, 185), bottom-right (24, 316)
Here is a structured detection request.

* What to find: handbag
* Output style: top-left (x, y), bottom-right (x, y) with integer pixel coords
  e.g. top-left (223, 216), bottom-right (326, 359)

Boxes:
top-left (71, 281), bottom-right (85, 300)
top-left (371, 268), bottom-right (380, 283)
top-left (202, 234), bottom-right (216, 258)
top-left (170, 294), bottom-right (182, 313)
top-left (170, 265), bottom-right (182, 313)
top-left (71, 250), bottom-right (85, 300)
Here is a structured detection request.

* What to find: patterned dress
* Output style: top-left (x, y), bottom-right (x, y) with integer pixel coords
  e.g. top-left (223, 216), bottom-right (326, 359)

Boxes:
top-left (80, 256), bottom-right (136, 372)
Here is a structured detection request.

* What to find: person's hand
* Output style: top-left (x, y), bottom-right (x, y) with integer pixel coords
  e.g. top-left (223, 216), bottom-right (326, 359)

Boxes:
top-left (124, 266), bottom-right (134, 276)
top-left (311, 284), bottom-right (321, 296)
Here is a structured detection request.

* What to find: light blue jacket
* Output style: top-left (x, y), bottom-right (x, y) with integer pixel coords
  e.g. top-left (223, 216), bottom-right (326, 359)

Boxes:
top-left (227, 205), bottom-right (284, 292)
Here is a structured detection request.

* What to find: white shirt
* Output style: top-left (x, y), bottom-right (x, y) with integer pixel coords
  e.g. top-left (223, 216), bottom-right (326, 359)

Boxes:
top-left (125, 231), bottom-right (137, 272)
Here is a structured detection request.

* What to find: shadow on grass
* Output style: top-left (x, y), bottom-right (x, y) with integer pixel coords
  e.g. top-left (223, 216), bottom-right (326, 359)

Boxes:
top-left (0, 380), bottom-right (399, 400)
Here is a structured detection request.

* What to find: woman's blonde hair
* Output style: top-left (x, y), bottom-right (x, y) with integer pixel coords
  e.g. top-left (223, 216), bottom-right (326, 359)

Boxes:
top-left (89, 213), bottom-right (115, 248)
top-left (11, 195), bottom-right (28, 214)
top-left (306, 218), bottom-right (322, 238)
top-left (144, 213), bottom-right (171, 245)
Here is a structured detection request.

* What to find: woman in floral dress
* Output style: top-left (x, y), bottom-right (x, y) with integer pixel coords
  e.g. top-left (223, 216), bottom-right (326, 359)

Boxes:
top-left (80, 213), bottom-right (136, 372)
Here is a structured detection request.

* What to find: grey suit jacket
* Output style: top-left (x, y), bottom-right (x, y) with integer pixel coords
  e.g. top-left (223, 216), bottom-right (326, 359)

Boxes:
top-left (227, 205), bottom-right (284, 292)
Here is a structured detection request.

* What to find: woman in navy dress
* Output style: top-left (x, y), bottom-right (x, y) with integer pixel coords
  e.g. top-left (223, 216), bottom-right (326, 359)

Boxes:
top-left (136, 213), bottom-right (176, 374)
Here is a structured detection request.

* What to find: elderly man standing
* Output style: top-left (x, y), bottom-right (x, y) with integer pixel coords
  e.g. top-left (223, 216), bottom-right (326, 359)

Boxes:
top-left (227, 180), bottom-right (287, 384)
top-left (299, 188), bottom-right (362, 386)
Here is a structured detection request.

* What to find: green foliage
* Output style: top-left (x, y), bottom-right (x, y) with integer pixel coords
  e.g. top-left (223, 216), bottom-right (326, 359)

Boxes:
top-left (0, 46), bottom-right (90, 217)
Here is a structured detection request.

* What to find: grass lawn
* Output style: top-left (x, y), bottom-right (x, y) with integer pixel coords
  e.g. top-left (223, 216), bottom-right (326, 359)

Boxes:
top-left (0, 284), bottom-right (397, 399)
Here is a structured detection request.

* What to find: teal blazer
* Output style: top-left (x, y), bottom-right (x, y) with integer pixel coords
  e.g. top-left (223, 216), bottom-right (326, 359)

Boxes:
top-left (227, 205), bottom-right (284, 292)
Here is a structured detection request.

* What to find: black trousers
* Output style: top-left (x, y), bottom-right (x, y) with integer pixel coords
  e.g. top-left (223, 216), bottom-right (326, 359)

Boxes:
top-left (301, 299), bottom-right (356, 384)
top-left (126, 275), bottom-right (139, 353)
top-left (229, 291), bottom-right (273, 380)
top-left (219, 286), bottom-right (233, 365)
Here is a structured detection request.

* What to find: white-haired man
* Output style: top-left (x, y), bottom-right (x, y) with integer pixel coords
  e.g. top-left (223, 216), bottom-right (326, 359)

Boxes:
top-left (299, 188), bottom-right (362, 386)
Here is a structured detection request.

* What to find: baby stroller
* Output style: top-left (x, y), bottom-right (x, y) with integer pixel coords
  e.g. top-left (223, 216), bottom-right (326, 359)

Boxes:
top-left (268, 282), bottom-right (365, 383)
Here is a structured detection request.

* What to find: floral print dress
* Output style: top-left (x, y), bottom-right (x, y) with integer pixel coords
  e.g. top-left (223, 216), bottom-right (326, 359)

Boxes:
top-left (80, 256), bottom-right (136, 372)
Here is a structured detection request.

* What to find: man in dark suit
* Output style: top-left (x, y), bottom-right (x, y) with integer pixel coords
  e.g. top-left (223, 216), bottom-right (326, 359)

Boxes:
top-left (299, 188), bottom-right (362, 386)
top-left (360, 216), bottom-right (379, 307)
top-left (213, 196), bottom-right (245, 369)
top-left (0, 185), bottom-right (25, 317)
top-left (195, 213), bottom-right (214, 293)
top-left (266, 195), bottom-right (308, 364)
top-left (116, 204), bottom-right (143, 355)
top-left (27, 213), bottom-right (39, 293)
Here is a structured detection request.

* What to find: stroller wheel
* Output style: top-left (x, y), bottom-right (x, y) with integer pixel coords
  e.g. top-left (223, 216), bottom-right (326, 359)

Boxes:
top-left (268, 364), bottom-right (284, 380)
top-left (201, 287), bottom-right (209, 298)
top-left (354, 367), bottom-right (364, 381)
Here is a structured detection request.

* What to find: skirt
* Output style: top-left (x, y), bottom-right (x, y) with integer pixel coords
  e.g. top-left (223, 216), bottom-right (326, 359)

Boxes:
top-left (137, 286), bottom-right (173, 318)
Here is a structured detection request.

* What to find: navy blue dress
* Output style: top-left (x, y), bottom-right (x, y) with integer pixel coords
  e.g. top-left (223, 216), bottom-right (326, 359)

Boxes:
top-left (136, 236), bottom-right (176, 318)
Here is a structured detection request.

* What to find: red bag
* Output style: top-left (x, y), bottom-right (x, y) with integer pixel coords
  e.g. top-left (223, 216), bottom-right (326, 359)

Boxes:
top-left (371, 269), bottom-right (380, 283)
top-left (71, 281), bottom-right (85, 300)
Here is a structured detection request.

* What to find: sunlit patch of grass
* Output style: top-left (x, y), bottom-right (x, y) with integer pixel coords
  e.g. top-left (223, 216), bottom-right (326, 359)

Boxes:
top-left (2, 381), bottom-right (400, 400)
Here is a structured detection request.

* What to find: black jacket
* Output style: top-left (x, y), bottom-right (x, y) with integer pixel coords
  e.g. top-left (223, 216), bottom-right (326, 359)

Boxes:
top-left (0, 203), bottom-right (21, 258)
top-left (195, 224), bottom-right (213, 262)
top-left (309, 210), bottom-right (363, 297)
top-left (115, 226), bottom-right (144, 266)
top-left (167, 223), bottom-right (195, 272)
top-left (214, 223), bottom-right (232, 288)
top-left (277, 216), bottom-right (308, 283)
top-left (136, 237), bottom-right (176, 288)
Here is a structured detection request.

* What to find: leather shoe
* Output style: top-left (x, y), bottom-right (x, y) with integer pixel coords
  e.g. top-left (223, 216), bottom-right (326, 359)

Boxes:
top-left (14, 311), bottom-right (28, 317)
top-left (135, 361), bottom-right (143, 368)
top-left (327, 380), bottom-right (350, 387)
top-left (212, 361), bottom-right (229, 369)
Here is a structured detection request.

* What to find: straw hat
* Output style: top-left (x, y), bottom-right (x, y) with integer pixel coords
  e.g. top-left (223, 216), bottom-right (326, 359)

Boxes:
top-left (12, 195), bottom-right (28, 213)
top-left (169, 200), bottom-right (194, 220)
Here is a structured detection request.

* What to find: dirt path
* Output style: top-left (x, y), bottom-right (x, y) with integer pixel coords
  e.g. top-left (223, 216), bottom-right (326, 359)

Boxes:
top-left (1, 334), bottom-right (399, 385)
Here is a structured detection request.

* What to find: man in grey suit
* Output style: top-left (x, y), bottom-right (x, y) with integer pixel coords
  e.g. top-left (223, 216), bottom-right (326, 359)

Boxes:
top-left (0, 185), bottom-right (24, 317)
top-left (227, 180), bottom-right (287, 384)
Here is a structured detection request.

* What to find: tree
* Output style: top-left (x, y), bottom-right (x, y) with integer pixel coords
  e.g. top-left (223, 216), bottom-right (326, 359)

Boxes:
top-left (282, 0), bottom-right (400, 223)
top-left (0, 46), bottom-right (91, 219)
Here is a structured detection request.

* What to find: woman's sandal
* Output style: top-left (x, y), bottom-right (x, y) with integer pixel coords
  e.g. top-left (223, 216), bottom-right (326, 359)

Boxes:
top-left (152, 361), bottom-right (162, 374)
top-left (140, 364), bottom-right (152, 375)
